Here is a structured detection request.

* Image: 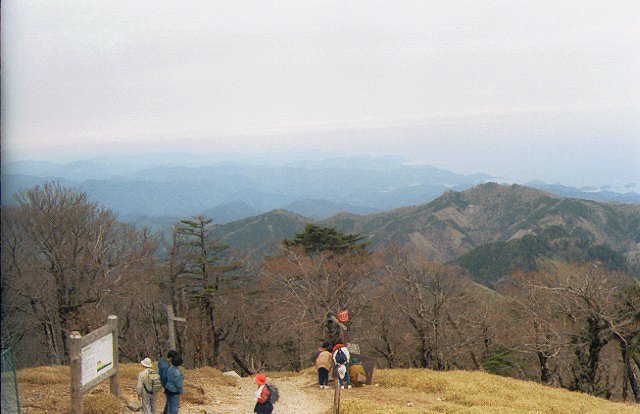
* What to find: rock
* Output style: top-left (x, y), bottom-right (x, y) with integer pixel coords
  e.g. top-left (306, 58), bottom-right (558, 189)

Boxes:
top-left (407, 402), bottom-right (415, 407)
top-left (222, 370), bottom-right (241, 379)
top-left (126, 400), bottom-right (142, 412)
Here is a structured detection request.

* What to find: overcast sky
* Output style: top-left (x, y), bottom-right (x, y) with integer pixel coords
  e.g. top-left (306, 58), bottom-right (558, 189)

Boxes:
top-left (2, 1), bottom-right (639, 186)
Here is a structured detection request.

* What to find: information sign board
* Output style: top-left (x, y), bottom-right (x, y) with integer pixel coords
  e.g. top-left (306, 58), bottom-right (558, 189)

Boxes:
top-left (338, 309), bottom-right (349, 323)
top-left (81, 333), bottom-right (114, 386)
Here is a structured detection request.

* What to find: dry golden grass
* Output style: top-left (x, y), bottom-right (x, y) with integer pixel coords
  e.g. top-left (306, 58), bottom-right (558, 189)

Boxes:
top-left (83, 393), bottom-right (121, 414)
top-left (341, 369), bottom-right (640, 414)
top-left (17, 364), bottom-right (640, 414)
top-left (17, 365), bottom-right (70, 385)
top-left (17, 362), bottom-right (245, 412)
top-left (117, 363), bottom-right (143, 380)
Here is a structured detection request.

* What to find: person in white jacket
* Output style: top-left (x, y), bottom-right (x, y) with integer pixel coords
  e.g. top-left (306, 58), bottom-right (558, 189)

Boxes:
top-left (136, 357), bottom-right (157, 414)
top-left (332, 343), bottom-right (352, 389)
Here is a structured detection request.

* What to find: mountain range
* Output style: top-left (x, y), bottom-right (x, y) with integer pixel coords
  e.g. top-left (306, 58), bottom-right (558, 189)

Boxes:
top-left (3, 156), bottom-right (638, 226)
top-left (2, 156), bottom-right (488, 219)
top-left (211, 183), bottom-right (640, 269)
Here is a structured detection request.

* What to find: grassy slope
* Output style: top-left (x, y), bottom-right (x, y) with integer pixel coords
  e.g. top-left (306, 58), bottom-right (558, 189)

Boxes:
top-left (16, 365), bottom-right (640, 414)
top-left (16, 363), bottom-right (238, 413)
top-left (342, 369), bottom-right (640, 414)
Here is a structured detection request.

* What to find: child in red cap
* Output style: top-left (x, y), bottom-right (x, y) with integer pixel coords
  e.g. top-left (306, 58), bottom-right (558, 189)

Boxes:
top-left (254, 374), bottom-right (273, 414)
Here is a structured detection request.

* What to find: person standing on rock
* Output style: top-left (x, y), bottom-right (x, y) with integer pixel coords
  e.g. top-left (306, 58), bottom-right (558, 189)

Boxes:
top-left (254, 373), bottom-right (273, 414)
top-left (164, 354), bottom-right (184, 414)
top-left (315, 342), bottom-right (333, 389)
top-left (136, 357), bottom-right (158, 414)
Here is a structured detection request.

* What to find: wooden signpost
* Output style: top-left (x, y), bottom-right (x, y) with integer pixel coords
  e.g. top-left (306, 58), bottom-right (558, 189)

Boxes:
top-left (70, 315), bottom-right (120, 414)
top-left (166, 304), bottom-right (186, 351)
top-left (329, 309), bottom-right (377, 414)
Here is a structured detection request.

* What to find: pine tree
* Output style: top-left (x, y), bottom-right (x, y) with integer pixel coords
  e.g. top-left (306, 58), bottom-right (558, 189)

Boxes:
top-left (283, 224), bottom-right (369, 255)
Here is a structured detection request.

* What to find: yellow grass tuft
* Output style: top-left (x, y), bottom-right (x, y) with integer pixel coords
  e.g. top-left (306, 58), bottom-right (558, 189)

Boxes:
top-left (118, 362), bottom-right (148, 381)
top-left (84, 392), bottom-right (121, 414)
top-left (17, 365), bottom-right (70, 385)
top-left (341, 369), bottom-right (640, 414)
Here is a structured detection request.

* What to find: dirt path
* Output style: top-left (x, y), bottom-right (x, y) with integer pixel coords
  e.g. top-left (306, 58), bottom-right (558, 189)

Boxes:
top-left (186, 373), bottom-right (333, 414)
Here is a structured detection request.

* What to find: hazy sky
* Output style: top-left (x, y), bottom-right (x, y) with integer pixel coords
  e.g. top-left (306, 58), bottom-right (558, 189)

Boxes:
top-left (2, 1), bottom-right (639, 185)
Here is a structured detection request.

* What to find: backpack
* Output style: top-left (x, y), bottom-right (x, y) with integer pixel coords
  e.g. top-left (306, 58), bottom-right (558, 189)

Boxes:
top-left (144, 370), bottom-right (163, 394)
top-left (266, 384), bottom-right (279, 404)
top-left (335, 348), bottom-right (347, 364)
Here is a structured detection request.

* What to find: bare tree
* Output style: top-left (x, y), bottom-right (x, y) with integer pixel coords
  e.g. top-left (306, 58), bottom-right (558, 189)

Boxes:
top-left (502, 270), bottom-right (565, 385)
top-left (1, 183), bottom-right (158, 365)
top-left (380, 248), bottom-right (470, 369)
top-left (520, 263), bottom-right (635, 397)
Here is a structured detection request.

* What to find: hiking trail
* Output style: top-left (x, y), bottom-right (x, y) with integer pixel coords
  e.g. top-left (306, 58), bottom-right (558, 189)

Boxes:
top-left (185, 373), bottom-right (332, 414)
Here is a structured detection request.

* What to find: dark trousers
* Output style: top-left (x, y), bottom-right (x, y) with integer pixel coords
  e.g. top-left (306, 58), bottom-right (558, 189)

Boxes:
top-left (164, 394), bottom-right (180, 414)
top-left (318, 367), bottom-right (329, 386)
top-left (254, 401), bottom-right (273, 414)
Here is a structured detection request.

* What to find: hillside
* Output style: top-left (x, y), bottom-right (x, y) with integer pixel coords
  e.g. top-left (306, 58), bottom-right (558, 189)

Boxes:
top-left (16, 365), bottom-right (640, 413)
top-left (211, 183), bottom-right (640, 263)
top-left (325, 183), bottom-right (640, 262)
top-left (450, 225), bottom-right (631, 287)
top-left (210, 209), bottom-right (313, 257)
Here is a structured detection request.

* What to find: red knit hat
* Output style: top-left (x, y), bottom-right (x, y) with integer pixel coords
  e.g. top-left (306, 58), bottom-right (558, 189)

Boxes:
top-left (255, 374), bottom-right (266, 385)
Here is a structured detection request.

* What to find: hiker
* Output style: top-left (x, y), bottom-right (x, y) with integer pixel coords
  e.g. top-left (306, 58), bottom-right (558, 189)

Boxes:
top-left (164, 354), bottom-right (184, 414)
top-left (158, 350), bottom-right (179, 388)
top-left (254, 373), bottom-right (273, 414)
top-left (332, 343), bottom-right (351, 389)
top-left (315, 342), bottom-right (333, 389)
top-left (136, 358), bottom-right (158, 414)
top-left (349, 360), bottom-right (367, 387)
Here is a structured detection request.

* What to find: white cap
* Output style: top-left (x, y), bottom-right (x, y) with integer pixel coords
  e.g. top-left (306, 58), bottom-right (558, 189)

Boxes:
top-left (141, 357), bottom-right (152, 368)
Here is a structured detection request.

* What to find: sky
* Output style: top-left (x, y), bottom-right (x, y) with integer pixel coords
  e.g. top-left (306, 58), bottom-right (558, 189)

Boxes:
top-left (2, 0), bottom-right (639, 186)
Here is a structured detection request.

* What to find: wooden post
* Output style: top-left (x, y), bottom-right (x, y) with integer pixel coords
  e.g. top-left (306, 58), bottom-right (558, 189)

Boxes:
top-left (108, 315), bottom-right (120, 397)
top-left (70, 331), bottom-right (83, 414)
top-left (167, 304), bottom-right (176, 351)
top-left (166, 304), bottom-right (186, 352)
top-left (333, 373), bottom-right (341, 414)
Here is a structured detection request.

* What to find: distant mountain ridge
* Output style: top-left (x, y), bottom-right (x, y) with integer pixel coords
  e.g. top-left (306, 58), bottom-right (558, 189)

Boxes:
top-left (327, 183), bottom-right (640, 262)
top-left (2, 156), bottom-right (490, 217)
top-left (525, 181), bottom-right (640, 204)
top-left (2, 157), bottom-right (637, 225)
top-left (208, 183), bottom-right (640, 265)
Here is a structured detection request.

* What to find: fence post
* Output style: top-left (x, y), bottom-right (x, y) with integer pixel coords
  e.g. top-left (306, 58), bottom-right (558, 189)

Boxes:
top-left (108, 315), bottom-right (120, 397)
top-left (70, 331), bottom-right (83, 414)
top-left (1, 348), bottom-right (21, 414)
